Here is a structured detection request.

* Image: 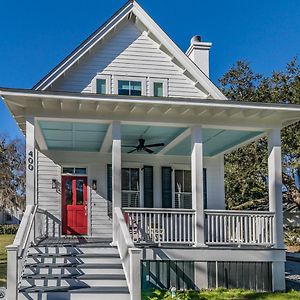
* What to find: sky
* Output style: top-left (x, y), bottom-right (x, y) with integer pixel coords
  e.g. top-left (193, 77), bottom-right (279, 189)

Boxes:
top-left (0, 0), bottom-right (299, 140)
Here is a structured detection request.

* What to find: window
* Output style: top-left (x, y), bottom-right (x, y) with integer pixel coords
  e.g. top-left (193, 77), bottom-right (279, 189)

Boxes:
top-left (121, 168), bottom-right (140, 207)
top-left (153, 82), bottom-right (163, 97)
top-left (118, 80), bottom-right (142, 96)
top-left (149, 78), bottom-right (167, 97)
top-left (92, 75), bottom-right (110, 94)
top-left (96, 79), bottom-right (106, 94)
top-left (62, 167), bottom-right (87, 175)
top-left (174, 170), bottom-right (192, 209)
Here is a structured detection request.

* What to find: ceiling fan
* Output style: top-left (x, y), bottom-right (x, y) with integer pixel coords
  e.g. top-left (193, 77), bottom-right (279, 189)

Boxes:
top-left (123, 139), bottom-right (164, 154)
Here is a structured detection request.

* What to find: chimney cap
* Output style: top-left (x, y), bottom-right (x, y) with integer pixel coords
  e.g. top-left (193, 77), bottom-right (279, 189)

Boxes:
top-left (191, 35), bottom-right (202, 44)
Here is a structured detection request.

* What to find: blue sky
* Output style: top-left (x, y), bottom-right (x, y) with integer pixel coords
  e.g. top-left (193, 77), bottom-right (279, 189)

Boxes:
top-left (0, 0), bottom-right (299, 140)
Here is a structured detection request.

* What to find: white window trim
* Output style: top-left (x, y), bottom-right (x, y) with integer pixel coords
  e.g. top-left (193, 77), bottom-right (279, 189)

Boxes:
top-left (91, 74), bottom-right (111, 94)
top-left (113, 75), bottom-right (146, 96)
top-left (149, 78), bottom-right (168, 97)
top-left (61, 165), bottom-right (88, 177)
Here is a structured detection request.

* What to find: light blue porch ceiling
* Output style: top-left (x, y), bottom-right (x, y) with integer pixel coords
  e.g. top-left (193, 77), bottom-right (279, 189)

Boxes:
top-left (166, 129), bottom-right (263, 156)
top-left (39, 121), bottom-right (109, 151)
top-left (121, 125), bottom-right (186, 154)
top-left (38, 121), bottom-right (263, 156)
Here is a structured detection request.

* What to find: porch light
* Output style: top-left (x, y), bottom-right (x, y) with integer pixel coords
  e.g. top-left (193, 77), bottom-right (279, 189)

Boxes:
top-left (92, 180), bottom-right (97, 190)
top-left (52, 179), bottom-right (57, 189)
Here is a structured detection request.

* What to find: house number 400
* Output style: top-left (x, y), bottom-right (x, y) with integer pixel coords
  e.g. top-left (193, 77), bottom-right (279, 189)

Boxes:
top-left (28, 151), bottom-right (34, 171)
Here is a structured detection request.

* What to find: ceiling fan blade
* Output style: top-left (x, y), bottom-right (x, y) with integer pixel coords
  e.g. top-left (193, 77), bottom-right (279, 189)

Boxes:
top-left (144, 143), bottom-right (165, 148)
top-left (128, 149), bottom-right (137, 154)
top-left (144, 148), bottom-right (154, 154)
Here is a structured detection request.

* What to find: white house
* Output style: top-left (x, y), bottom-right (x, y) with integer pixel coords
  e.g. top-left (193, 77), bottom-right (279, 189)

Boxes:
top-left (2, 1), bottom-right (300, 299)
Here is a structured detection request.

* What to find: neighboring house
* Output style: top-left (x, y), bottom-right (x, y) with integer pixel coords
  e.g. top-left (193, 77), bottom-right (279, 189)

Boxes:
top-left (0, 208), bottom-right (22, 225)
top-left (1, 1), bottom-right (300, 299)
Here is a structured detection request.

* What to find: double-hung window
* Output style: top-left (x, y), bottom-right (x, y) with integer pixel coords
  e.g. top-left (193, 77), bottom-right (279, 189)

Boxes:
top-left (118, 80), bottom-right (142, 96)
top-left (121, 168), bottom-right (140, 207)
top-left (174, 170), bottom-right (192, 209)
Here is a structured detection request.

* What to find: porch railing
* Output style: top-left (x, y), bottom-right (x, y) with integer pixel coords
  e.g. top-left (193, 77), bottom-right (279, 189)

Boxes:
top-left (114, 207), bottom-right (141, 300)
top-left (123, 208), bottom-right (195, 244)
top-left (6, 205), bottom-right (49, 300)
top-left (205, 210), bottom-right (275, 246)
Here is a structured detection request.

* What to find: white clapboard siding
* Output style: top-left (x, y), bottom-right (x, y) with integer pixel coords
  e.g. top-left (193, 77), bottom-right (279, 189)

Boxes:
top-left (49, 20), bottom-right (206, 98)
top-left (37, 151), bottom-right (61, 237)
top-left (90, 190), bottom-right (112, 238)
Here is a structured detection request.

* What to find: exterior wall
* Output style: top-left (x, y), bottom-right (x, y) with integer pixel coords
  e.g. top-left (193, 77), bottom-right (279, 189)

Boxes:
top-left (36, 150), bottom-right (225, 237)
top-left (205, 154), bottom-right (225, 209)
top-left (48, 20), bottom-right (206, 99)
top-left (37, 151), bottom-right (61, 236)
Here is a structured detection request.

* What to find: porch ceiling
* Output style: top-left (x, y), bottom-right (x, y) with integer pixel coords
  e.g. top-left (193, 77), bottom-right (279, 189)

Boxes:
top-left (39, 121), bottom-right (109, 151)
top-left (37, 120), bottom-right (263, 156)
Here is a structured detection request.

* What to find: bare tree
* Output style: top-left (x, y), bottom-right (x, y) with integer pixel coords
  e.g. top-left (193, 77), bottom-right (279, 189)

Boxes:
top-left (0, 137), bottom-right (25, 214)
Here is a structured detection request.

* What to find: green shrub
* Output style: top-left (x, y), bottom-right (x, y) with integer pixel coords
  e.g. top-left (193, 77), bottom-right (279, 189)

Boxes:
top-left (0, 225), bottom-right (19, 235)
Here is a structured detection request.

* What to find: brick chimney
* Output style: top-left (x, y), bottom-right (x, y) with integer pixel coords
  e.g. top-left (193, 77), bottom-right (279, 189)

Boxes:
top-left (186, 35), bottom-right (212, 77)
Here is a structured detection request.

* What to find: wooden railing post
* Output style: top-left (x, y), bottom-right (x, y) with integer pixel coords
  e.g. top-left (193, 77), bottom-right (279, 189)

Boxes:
top-left (6, 245), bottom-right (18, 300)
top-left (129, 248), bottom-right (142, 300)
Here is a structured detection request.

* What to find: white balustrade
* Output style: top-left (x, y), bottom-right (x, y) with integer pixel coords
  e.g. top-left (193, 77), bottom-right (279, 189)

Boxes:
top-left (114, 207), bottom-right (141, 300)
top-left (205, 210), bottom-right (275, 246)
top-left (6, 205), bottom-right (49, 300)
top-left (123, 208), bottom-right (195, 244)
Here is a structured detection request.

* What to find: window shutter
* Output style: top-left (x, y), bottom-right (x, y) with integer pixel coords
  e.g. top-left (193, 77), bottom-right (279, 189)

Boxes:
top-left (107, 164), bottom-right (112, 217)
top-left (162, 167), bottom-right (172, 208)
top-left (143, 166), bottom-right (153, 208)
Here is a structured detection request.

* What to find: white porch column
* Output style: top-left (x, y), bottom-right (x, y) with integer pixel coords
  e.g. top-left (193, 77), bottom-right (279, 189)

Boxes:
top-left (268, 128), bottom-right (284, 248)
top-left (26, 118), bottom-right (35, 206)
top-left (191, 126), bottom-right (205, 246)
top-left (112, 121), bottom-right (122, 243)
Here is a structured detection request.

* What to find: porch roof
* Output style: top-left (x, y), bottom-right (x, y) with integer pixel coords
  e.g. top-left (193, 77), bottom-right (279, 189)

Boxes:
top-left (1, 88), bottom-right (300, 156)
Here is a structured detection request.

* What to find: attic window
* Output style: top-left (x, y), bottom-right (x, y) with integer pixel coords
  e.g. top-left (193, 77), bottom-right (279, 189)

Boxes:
top-left (118, 80), bottom-right (142, 96)
top-left (96, 79), bottom-right (106, 94)
top-left (149, 78), bottom-right (168, 97)
top-left (154, 82), bottom-right (163, 97)
top-left (93, 75), bottom-right (110, 94)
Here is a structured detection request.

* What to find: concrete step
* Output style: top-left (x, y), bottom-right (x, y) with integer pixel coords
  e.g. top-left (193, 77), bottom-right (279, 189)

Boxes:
top-left (18, 286), bottom-right (130, 300)
top-left (28, 246), bottom-right (118, 255)
top-left (20, 274), bottom-right (127, 288)
top-left (24, 263), bottom-right (124, 275)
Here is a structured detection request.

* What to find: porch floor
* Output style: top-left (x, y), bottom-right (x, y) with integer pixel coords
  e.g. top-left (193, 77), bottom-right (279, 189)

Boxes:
top-left (38, 237), bottom-right (113, 246)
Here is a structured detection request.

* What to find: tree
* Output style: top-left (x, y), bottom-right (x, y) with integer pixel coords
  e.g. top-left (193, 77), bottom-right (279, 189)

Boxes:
top-left (0, 137), bottom-right (26, 214)
top-left (220, 60), bottom-right (300, 210)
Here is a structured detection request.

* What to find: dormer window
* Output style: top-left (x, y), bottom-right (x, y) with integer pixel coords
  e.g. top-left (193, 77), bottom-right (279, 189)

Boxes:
top-left (118, 80), bottom-right (142, 96)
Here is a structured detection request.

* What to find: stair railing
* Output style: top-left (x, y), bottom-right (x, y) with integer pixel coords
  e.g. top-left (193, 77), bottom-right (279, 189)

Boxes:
top-left (6, 205), bottom-right (49, 300)
top-left (114, 207), bottom-right (142, 300)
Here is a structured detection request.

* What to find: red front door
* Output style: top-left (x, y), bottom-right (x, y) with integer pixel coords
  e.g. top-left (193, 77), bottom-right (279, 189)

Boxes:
top-left (62, 176), bottom-right (88, 235)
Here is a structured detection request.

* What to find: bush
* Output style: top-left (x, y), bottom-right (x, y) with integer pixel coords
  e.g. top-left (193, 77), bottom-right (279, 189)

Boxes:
top-left (0, 225), bottom-right (19, 235)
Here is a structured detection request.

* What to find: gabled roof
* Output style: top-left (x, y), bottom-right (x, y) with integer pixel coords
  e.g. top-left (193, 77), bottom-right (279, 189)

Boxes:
top-left (33, 0), bottom-right (227, 100)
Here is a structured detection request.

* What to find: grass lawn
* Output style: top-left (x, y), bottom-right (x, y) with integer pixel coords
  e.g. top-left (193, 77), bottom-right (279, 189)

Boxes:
top-left (142, 289), bottom-right (300, 300)
top-left (0, 234), bottom-right (15, 287)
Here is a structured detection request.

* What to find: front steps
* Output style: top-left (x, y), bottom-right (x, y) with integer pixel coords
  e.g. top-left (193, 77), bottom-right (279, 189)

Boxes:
top-left (18, 240), bottom-right (130, 300)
